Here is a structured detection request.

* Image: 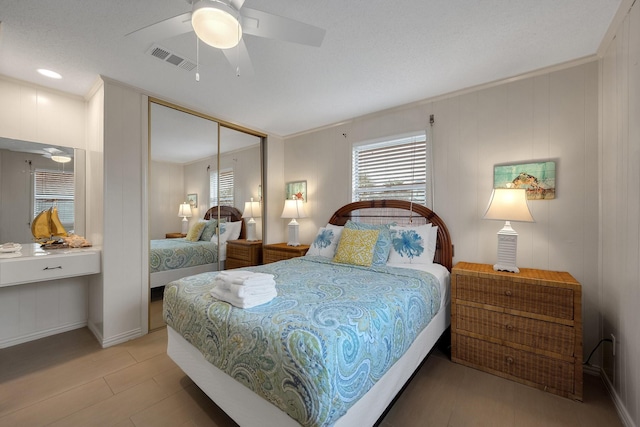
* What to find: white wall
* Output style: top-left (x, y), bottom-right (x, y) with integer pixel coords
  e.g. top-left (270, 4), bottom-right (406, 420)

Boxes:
top-left (600, 1), bottom-right (640, 425)
top-left (283, 61), bottom-right (600, 370)
top-left (149, 160), bottom-right (184, 239)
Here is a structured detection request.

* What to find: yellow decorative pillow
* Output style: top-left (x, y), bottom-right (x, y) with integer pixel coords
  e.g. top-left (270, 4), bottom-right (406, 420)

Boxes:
top-left (185, 221), bottom-right (206, 241)
top-left (333, 228), bottom-right (380, 267)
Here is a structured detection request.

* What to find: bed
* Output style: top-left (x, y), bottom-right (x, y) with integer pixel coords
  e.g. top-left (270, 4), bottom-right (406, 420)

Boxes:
top-left (149, 206), bottom-right (245, 288)
top-left (164, 200), bottom-right (453, 426)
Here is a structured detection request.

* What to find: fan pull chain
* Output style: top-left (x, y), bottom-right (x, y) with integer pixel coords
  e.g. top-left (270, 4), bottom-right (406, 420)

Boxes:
top-left (236, 8), bottom-right (241, 77)
top-left (195, 37), bottom-right (200, 82)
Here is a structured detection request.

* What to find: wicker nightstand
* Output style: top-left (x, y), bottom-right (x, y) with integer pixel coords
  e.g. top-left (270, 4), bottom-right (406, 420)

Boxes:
top-left (263, 243), bottom-right (310, 264)
top-left (451, 262), bottom-right (583, 401)
top-left (226, 239), bottom-right (262, 269)
top-left (165, 232), bottom-right (187, 238)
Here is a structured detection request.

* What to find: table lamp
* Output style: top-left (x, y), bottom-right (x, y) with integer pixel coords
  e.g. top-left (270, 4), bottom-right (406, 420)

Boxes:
top-left (178, 202), bottom-right (192, 234)
top-left (280, 196), bottom-right (307, 246)
top-left (242, 198), bottom-right (262, 241)
top-left (483, 187), bottom-right (534, 273)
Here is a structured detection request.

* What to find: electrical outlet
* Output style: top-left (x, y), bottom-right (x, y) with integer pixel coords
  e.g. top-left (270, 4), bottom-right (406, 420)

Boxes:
top-left (611, 333), bottom-right (616, 357)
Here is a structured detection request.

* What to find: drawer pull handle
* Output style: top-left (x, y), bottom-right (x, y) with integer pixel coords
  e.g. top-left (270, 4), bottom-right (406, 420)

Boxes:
top-left (505, 324), bottom-right (514, 331)
top-left (504, 290), bottom-right (513, 296)
top-left (43, 266), bottom-right (63, 271)
top-left (505, 356), bottom-right (514, 365)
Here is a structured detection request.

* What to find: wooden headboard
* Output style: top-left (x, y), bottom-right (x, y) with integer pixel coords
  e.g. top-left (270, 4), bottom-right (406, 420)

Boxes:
top-left (328, 200), bottom-right (454, 271)
top-left (203, 206), bottom-right (245, 240)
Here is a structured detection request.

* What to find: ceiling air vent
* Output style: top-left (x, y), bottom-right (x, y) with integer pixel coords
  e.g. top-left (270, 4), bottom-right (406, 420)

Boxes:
top-left (147, 44), bottom-right (197, 72)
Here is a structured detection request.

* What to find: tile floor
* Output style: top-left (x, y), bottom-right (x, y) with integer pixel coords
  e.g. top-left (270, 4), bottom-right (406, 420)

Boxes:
top-left (0, 327), bottom-right (623, 427)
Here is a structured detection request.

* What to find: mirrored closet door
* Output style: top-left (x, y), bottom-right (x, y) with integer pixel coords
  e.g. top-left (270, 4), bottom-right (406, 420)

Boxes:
top-left (148, 98), bottom-right (265, 330)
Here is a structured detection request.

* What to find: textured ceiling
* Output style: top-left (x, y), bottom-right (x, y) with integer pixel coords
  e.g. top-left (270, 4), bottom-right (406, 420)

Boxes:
top-left (0, 0), bottom-right (621, 137)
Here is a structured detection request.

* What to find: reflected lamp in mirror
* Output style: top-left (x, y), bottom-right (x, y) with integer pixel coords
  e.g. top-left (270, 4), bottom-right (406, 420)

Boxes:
top-left (178, 203), bottom-right (192, 234)
top-left (242, 198), bottom-right (262, 241)
top-left (280, 197), bottom-right (307, 247)
top-left (483, 187), bottom-right (534, 273)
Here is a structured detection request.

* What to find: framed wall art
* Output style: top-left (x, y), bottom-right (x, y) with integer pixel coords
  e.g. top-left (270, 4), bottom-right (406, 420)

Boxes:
top-left (187, 193), bottom-right (198, 208)
top-left (285, 181), bottom-right (307, 202)
top-left (494, 161), bottom-right (556, 200)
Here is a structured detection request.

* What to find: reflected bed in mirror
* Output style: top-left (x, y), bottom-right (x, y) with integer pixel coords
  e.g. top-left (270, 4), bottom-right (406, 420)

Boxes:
top-left (0, 137), bottom-right (85, 244)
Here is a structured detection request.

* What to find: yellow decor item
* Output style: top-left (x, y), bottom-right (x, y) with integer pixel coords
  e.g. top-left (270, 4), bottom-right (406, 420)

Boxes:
top-left (333, 228), bottom-right (379, 267)
top-left (31, 207), bottom-right (67, 241)
top-left (185, 221), bottom-right (207, 241)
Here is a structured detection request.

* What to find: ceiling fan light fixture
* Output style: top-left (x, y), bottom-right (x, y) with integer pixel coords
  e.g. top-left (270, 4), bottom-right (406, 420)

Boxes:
top-left (50, 154), bottom-right (72, 163)
top-left (192, 0), bottom-right (242, 49)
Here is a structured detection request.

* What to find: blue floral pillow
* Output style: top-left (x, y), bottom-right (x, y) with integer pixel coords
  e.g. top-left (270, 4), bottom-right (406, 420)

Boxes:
top-left (344, 220), bottom-right (392, 266)
top-left (388, 224), bottom-right (437, 264)
top-left (306, 227), bottom-right (343, 258)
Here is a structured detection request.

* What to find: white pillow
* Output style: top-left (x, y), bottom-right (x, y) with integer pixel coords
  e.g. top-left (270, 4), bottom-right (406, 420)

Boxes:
top-left (216, 221), bottom-right (242, 244)
top-left (306, 227), bottom-right (343, 258)
top-left (388, 223), bottom-right (437, 264)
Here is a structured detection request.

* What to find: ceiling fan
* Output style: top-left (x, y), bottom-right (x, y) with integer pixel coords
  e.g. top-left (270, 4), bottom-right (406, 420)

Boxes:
top-left (126, 0), bottom-right (326, 76)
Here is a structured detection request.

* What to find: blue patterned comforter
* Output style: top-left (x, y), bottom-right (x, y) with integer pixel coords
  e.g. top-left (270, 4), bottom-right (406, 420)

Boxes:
top-left (163, 256), bottom-right (441, 427)
top-left (150, 238), bottom-right (218, 273)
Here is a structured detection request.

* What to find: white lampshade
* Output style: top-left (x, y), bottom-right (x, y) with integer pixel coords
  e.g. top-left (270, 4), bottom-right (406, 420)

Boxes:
top-left (242, 200), bottom-right (261, 219)
top-left (178, 203), bottom-right (192, 218)
top-left (281, 198), bottom-right (307, 246)
top-left (483, 188), bottom-right (534, 273)
top-left (242, 198), bottom-right (261, 241)
top-left (178, 203), bottom-right (192, 235)
top-left (280, 198), bottom-right (307, 220)
top-left (191, 0), bottom-right (242, 49)
top-left (483, 188), bottom-right (534, 222)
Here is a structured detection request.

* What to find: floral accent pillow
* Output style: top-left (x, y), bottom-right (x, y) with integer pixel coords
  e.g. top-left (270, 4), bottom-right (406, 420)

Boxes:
top-left (306, 227), bottom-right (343, 258)
top-left (216, 221), bottom-right (242, 243)
top-left (388, 224), bottom-right (438, 264)
top-left (333, 228), bottom-right (380, 267)
top-left (344, 220), bottom-right (392, 266)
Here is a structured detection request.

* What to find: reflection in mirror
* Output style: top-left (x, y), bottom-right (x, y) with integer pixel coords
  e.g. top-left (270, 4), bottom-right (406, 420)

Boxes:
top-left (0, 137), bottom-right (83, 244)
top-left (148, 99), bottom-right (264, 331)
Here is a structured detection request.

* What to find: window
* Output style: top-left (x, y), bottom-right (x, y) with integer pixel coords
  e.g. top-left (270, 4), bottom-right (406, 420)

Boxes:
top-left (352, 133), bottom-right (428, 203)
top-left (34, 169), bottom-right (75, 230)
top-left (210, 168), bottom-right (235, 207)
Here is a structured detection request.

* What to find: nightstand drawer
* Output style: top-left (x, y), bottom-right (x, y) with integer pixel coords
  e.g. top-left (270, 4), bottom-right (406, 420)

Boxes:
top-left (456, 305), bottom-right (575, 356)
top-left (455, 335), bottom-right (576, 395)
top-left (227, 244), bottom-right (252, 261)
top-left (455, 275), bottom-right (574, 320)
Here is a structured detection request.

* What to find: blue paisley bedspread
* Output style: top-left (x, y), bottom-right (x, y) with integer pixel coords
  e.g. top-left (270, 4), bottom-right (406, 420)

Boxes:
top-left (150, 238), bottom-right (218, 273)
top-left (163, 256), bottom-right (441, 427)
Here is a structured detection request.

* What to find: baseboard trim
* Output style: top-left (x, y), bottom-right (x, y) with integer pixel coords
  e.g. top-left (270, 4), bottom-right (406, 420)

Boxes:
top-left (0, 321), bottom-right (87, 349)
top-left (601, 368), bottom-right (637, 427)
top-left (99, 328), bottom-right (143, 348)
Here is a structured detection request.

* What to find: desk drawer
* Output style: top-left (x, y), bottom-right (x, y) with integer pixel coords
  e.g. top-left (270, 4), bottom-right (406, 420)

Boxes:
top-left (0, 252), bottom-right (100, 287)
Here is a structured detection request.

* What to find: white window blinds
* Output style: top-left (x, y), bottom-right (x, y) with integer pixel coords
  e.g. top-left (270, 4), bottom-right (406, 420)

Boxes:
top-left (352, 133), bottom-right (428, 203)
top-left (209, 168), bottom-right (235, 207)
top-left (34, 169), bottom-right (75, 229)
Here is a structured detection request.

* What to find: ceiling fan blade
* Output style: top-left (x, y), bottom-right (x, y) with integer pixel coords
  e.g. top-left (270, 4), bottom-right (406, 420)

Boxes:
top-left (241, 8), bottom-right (326, 47)
top-left (222, 39), bottom-right (254, 76)
top-left (125, 12), bottom-right (193, 45)
top-left (230, 0), bottom-right (245, 10)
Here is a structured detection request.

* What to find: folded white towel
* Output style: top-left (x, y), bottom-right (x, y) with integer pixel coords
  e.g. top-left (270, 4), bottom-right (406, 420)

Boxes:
top-left (216, 270), bottom-right (275, 287)
top-left (211, 286), bottom-right (277, 309)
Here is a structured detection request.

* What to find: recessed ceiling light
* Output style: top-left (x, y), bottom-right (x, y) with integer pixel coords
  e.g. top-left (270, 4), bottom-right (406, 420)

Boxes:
top-left (37, 69), bottom-right (62, 79)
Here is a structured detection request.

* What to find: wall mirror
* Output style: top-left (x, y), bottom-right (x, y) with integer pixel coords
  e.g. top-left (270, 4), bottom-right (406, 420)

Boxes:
top-left (148, 98), bottom-right (265, 330)
top-left (0, 136), bottom-right (85, 244)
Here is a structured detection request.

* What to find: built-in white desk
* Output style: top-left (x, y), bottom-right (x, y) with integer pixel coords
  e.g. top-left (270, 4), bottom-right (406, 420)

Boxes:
top-left (0, 244), bottom-right (101, 348)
